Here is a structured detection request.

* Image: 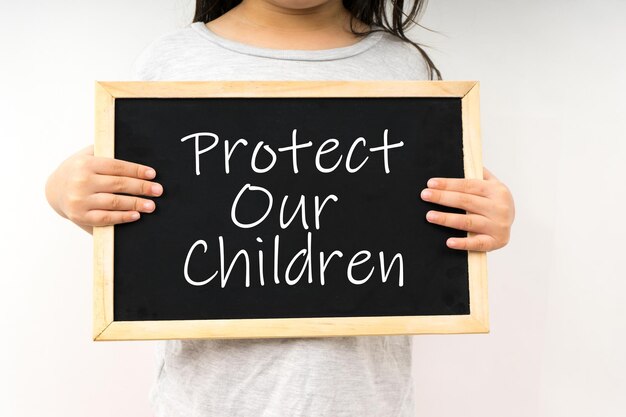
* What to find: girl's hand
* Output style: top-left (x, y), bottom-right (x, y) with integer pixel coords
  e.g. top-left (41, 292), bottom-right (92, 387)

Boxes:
top-left (45, 145), bottom-right (163, 233)
top-left (420, 167), bottom-right (514, 252)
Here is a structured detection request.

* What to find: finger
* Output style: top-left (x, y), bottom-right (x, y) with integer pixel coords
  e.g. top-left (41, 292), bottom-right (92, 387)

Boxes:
top-left (446, 234), bottom-right (497, 252)
top-left (426, 177), bottom-right (491, 197)
top-left (420, 188), bottom-right (493, 214)
top-left (83, 210), bottom-right (141, 226)
top-left (88, 193), bottom-right (156, 213)
top-left (425, 211), bottom-right (493, 234)
top-left (91, 157), bottom-right (156, 180)
top-left (94, 175), bottom-right (163, 196)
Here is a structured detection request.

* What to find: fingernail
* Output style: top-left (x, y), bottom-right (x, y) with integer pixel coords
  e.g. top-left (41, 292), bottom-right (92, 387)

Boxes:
top-left (143, 201), bottom-right (155, 211)
top-left (447, 238), bottom-right (457, 247)
top-left (145, 169), bottom-right (156, 179)
top-left (427, 179), bottom-right (438, 188)
top-left (130, 212), bottom-right (140, 220)
top-left (151, 184), bottom-right (163, 195)
top-left (426, 211), bottom-right (438, 222)
top-left (421, 189), bottom-right (432, 200)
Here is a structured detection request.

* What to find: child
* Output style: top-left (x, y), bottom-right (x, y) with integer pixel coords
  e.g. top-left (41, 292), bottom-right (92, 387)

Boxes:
top-left (45, 0), bottom-right (515, 415)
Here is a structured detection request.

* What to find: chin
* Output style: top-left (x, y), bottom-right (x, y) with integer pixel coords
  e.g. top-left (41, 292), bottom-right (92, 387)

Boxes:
top-left (264, 0), bottom-right (337, 11)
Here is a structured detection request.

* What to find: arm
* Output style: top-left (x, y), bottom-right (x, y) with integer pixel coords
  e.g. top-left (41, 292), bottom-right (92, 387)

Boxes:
top-left (45, 145), bottom-right (163, 233)
top-left (420, 167), bottom-right (515, 252)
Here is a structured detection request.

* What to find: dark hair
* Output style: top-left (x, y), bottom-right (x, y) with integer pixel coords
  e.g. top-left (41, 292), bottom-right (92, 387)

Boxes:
top-left (193, 0), bottom-right (442, 80)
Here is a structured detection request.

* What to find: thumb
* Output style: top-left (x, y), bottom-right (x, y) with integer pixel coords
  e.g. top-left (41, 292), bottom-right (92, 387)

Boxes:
top-left (483, 166), bottom-right (499, 181)
top-left (76, 144), bottom-right (94, 156)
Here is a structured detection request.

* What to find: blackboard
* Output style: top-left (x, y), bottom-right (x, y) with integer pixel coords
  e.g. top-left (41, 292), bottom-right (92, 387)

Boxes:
top-left (93, 81), bottom-right (488, 340)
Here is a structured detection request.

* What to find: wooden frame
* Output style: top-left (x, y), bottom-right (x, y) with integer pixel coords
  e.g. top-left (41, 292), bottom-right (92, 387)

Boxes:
top-left (93, 81), bottom-right (488, 341)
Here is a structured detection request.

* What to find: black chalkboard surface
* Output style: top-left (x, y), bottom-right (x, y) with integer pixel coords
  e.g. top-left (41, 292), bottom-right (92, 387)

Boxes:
top-left (93, 81), bottom-right (488, 340)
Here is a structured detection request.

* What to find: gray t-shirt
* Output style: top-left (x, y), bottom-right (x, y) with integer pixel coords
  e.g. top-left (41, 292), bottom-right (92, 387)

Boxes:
top-left (132, 21), bottom-right (429, 417)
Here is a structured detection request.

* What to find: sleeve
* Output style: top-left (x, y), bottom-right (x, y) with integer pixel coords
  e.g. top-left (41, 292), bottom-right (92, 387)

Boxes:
top-left (130, 40), bottom-right (160, 81)
top-left (129, 28), bottom-right (185, 81)
top-left (399, 40), bottom-right (432, 81)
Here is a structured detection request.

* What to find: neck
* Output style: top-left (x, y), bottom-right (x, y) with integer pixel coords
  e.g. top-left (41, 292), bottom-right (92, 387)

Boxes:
top-left (205, 0), bottom-right (370, 50)
top-left (234, 0), bottom-right (351, 33)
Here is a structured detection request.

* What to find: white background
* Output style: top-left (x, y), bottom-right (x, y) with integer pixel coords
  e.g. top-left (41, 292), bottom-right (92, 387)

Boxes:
top-left (1, 1), bottom-right (624, 416)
